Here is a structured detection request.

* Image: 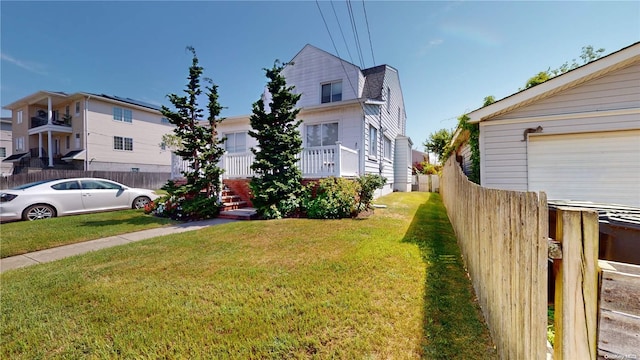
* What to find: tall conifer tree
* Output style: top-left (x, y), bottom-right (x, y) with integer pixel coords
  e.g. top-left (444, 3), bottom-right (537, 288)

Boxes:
top-left (249, 62), bottom-right (303, 219)
top-left (160, 46), bottom-right (225, 217)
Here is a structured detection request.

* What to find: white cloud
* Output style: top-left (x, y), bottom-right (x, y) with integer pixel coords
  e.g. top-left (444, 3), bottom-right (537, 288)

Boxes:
top-left (1, 52), bottom-right (47, 75)
top-left (418, 39), bottom-right (444, 57)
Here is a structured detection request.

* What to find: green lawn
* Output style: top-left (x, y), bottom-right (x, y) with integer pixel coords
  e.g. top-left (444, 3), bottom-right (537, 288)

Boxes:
top-left (0, 210), bottom-right (176, 258)
top-left (0, 192), bottom-right (496, 359)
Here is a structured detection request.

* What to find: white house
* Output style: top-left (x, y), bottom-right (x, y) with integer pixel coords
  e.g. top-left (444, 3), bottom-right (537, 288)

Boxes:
top-left (205, 44), bottom-right (412, 195)
top-left (466, 42), bottom-right (640, 207)
top-left (3, 91), bottom-right (174, 174)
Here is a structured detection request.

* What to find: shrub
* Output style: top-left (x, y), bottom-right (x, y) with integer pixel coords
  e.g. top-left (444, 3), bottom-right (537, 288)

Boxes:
top-left (146, 193), bottom-right (220, 221)
top-left (302, 177), bottom-right (359, 219)
top-left (356, 174), bottom-right (387, 212)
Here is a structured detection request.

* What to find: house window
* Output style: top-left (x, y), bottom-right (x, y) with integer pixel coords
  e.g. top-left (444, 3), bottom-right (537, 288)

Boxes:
top-left (65, 105), bottom-right (70, 116)
top-left (114, 136), bottom-right (133, 151)
top-left (131, 168), bottom-right (139, 173)
top-left (321, 81), bottom-right (342, 103)
top-left (17, 110), bottom-right (23, 124)
top-left (224, 132), bottom-right (247, 153)
top-left (113, 107), bottom-right (133, 123)
top-left (75, 101), bottom-right (81, 115)
top-left (384, 136), bottom-right (392, 159)
top-left (0, 147), bottom-right (6, 158)
top-left (306, 122), bottom-right (338, 147)
top-left (161, 117), bottom-right (170, 124)
top-left (160, 142), bottom-right (166, 151)
top-left (368, 126), bottom-right (378, 156)
top-left (75, 133), bottom-right (81, 148)
top-left (16, 136), bottom-right (24, 151)
top-left (66, 136), bottom-right (70, 149)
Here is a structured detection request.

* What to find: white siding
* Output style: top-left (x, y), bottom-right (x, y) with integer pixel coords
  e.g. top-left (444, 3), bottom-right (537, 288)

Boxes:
top-left (493, 63), bottom-right (640, 119)
top-left (480, 60), bottom-right (640, 192)
top-left (457, 142), bottom-right (473, 177)
top-left (218, 116), bottom-right (257, 151)
top-left (393, 136), bottom-right (412, 192)
top-left (282, 45), bottom-right (362, 108)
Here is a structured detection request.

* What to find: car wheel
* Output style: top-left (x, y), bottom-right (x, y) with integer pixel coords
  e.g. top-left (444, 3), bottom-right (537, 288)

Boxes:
top-left (23, 204), bottom-right (56, 221)
top-left (133, 196), bottom-right (151, 209)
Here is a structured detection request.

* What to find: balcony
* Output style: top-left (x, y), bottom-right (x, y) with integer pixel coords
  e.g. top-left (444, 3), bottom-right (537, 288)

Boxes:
top-left (171, 143), bottom-right (360, 180)
top-left (30, 111), bottom-right (72, 130)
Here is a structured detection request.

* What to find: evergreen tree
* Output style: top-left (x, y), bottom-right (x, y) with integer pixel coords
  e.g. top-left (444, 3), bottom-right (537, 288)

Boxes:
top-left (249, 62), bottom-right (303, 219)
top-left (159, 46), bottom-right (225, 219)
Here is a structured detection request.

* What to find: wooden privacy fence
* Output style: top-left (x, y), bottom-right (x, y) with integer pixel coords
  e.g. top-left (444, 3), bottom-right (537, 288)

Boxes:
top-left (0, 171), bottom-right (171, 190)
top-left (441, 157), bottom-right (600, 359)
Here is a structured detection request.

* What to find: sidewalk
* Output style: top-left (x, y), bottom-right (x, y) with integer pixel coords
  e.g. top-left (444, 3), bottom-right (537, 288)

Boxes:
top-left (0, 218), bottom-right (236, 274)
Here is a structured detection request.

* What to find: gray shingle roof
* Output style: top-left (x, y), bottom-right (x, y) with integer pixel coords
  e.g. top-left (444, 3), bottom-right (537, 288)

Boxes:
top-left (361, 65), bottom-right (386, 101)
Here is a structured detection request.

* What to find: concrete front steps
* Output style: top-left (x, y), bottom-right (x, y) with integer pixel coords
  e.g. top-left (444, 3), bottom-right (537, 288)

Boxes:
top-left (219, 207), bottom-right (258, 220)
top-left (219, 188), bottom-right (257, 220)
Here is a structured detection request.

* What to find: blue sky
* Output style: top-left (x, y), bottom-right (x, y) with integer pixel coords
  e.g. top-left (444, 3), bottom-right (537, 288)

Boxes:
top-left (2, 1), bottom-right (639, 150)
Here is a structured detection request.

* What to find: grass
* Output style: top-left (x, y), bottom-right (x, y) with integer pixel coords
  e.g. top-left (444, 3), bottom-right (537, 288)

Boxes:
top-left (1, 192), bottom-right (496, 359)
top-left (0, 210), bottom-right (177, 258)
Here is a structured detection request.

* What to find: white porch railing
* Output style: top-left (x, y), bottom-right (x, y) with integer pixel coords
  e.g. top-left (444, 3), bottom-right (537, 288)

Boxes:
top-left (171, 143), bottom-right (359, 180)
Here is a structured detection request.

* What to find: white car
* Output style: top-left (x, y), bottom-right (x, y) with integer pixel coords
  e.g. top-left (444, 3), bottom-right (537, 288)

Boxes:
top-left (0, 178), bottom-right (160, 221)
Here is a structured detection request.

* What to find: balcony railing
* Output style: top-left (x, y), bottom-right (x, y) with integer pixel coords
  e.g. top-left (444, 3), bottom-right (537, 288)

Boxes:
top-left (171, 143), bottom-right (360, 180)
top-left (30, 115), bottom-right (72, 129)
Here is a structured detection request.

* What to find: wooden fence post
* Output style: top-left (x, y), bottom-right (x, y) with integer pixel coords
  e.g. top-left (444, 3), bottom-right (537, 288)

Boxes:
top-left (554, 207), bottom-right (600, 360)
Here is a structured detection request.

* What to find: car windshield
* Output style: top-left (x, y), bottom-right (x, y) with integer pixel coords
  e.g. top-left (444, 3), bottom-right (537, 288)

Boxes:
top-left (11, 180), bottom-right (57, 190)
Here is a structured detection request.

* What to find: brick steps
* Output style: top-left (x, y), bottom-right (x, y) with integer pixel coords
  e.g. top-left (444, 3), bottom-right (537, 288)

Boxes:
top-left (219, 186), bottom-right (256, 220)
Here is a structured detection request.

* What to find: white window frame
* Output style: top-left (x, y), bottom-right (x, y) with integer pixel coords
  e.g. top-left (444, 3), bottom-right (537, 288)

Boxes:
top-left (16, 136), bottom-right (25, 151)
top-left (75, 133), bottom-right (81, 148)
top-left (383, 136), bottom-right (392, 159)
top-left (0, 147), bottom-right (6, 158)
top-left (17, 110), bottom-right (23, 124)
top-left (321, 81), bottom-right (342, 104)
top-left (224, 131), bottom-right (248, 153)
top-left (113, 107), bottom-right (133, 123)
top-left (368, 125), bottom-right (378, 157)
top-left (75, 101), bottom-right (81, 115)
top-left (113, 136), bottom-right (133, 151)
top-left (305, 122), bottom-right (339, 147)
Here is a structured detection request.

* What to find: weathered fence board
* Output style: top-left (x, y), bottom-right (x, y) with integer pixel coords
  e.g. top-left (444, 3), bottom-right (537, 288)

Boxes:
top-left (598, 260), bottom-right (640, 359)
top-left (441, 157), bottom-right (548, 359)
top-left (554, 208), bottom-right (600, 360)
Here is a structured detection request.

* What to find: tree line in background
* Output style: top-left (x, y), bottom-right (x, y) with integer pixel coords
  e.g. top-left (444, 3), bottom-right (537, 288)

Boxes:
top-left (146, 47), bottom-right (385, 221)
top-left (421, 45), bottom-right (604, 184)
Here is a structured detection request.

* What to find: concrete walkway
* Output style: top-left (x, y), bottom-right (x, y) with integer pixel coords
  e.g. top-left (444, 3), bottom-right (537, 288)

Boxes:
top-left (0, 218), bottom-right (236, 274)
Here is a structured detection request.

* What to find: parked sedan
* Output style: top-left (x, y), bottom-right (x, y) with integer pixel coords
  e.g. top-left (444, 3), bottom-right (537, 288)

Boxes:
top-left (0, 178), bottom-right (159, 221)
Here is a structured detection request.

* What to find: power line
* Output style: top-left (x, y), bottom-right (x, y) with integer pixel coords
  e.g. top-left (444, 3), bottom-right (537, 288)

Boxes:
top-left (346, 0), bottom-right (365, 68)
top-left (361, 0), bottom-right (376, 65)
top-left (330, 0), bottom-right (354, 64)
top-left (315, 0), bottom-right (358, 100)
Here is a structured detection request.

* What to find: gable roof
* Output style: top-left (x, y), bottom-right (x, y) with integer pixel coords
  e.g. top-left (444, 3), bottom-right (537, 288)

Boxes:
top-left (287, 44), bottom-right (398, 102)
top-left (468, 41), bottom-right (640, 123)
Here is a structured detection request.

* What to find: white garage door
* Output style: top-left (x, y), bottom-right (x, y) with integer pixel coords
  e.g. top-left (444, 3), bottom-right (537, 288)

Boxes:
top-left (528, 130), bottom-right (640, 207)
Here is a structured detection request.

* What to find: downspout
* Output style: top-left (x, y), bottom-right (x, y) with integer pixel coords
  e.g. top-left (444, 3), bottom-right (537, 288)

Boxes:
top-left (84, 95), bottom-right (91, 171)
